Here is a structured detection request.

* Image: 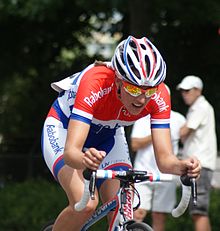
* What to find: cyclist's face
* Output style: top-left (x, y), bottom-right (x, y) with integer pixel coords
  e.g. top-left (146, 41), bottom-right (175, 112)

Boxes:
top-left (116, 79), bottom-right (151, 115)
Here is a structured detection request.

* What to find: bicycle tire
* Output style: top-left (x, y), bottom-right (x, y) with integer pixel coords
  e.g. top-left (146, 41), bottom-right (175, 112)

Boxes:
top-left (126, 222), bottom-right (154, 231)
top-left (40, 220), bottom-right (54, 231)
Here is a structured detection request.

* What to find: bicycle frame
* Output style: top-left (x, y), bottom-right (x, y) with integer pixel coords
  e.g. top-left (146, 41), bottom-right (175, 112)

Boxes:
top-left (81, 181), bottom-right (133, 231)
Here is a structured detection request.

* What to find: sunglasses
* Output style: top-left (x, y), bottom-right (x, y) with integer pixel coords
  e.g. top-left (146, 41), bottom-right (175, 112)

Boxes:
top-left (122, 81), bottom-right (158, 98)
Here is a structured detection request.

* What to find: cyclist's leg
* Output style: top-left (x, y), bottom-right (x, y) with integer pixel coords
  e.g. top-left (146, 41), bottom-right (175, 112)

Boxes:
top-left (99, 178), bottom-right (120, 223)
top-left (42, 117), bottom-right (99, 231)
top-left (98, 128), bottom-right (132, 224)
top-left (54, 166), bottom-right (99, 231)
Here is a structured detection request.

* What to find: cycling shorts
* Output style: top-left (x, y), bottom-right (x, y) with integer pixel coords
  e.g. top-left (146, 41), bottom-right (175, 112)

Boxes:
top-left (41, 116), bottom-right (132, 188)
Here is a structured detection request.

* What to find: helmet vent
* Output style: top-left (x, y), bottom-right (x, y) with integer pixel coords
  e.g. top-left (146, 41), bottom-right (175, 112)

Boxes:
top-left (145, 55), bottom-right (151, 77)
top-left (140, 44), bottom-right (147, 50)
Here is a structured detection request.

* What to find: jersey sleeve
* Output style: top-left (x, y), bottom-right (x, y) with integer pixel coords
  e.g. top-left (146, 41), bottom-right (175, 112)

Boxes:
top-left (149, 83), bottom-right (171, 129)
top-left (70, 66), bottom-right (114, 125)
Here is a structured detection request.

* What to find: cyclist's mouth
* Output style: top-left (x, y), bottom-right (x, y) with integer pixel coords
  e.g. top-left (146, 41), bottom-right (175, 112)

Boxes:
top-left (132, 103), bottom-right (144, 108)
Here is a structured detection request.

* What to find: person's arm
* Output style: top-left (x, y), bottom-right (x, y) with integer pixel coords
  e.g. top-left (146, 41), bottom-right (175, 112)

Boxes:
top-left (151, 128), bottom-right (200, 178)
top-left (131, 135), bottom-right (152, 152)
top-left (179, 124), bottom-right (194, 143)
top-left (64, 119), bottom-right (106, 170)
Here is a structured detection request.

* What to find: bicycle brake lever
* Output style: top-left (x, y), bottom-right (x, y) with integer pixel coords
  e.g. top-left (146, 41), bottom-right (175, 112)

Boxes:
top-left (190, 178), bottom-right (197, 206)
top-left (83, 168), bottom-right (96, 200)
top-left (89, 171), bottom-right (96, 200)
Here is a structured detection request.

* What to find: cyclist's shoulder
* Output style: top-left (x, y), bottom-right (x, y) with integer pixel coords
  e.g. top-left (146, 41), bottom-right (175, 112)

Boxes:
top-left (80, 62), bottom-right (115, 84)
top-left (147, 83), bottom-right (171, 117)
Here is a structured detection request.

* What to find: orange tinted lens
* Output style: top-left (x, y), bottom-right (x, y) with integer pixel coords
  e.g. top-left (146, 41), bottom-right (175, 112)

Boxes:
top-left (144, 87), bottom-right (157, 97)
top-left (124, 83), bottom-right (142, 96)
top-left (123, 81), bottom-right (157, 97)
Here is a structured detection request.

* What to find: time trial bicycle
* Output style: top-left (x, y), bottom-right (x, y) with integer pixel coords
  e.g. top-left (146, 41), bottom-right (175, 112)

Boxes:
top-left (41, 169), bottom-right (197, 231)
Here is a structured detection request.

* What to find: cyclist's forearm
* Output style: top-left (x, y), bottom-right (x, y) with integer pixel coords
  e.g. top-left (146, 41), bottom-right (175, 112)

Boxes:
top-left (64, 148), bottom-right (85, 169)
top-left (156, 154), bottom-right (200, 178)
top-left (155, 153), bottom-right (181, 175)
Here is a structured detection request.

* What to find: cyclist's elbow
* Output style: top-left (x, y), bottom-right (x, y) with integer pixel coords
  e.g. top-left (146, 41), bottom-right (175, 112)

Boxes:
top-left (63, 148), bottom-right (84, 169)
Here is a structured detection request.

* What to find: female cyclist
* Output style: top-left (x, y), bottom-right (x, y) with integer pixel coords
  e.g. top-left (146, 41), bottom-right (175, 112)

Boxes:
top-left (41, 36), bottom-right (201, 231)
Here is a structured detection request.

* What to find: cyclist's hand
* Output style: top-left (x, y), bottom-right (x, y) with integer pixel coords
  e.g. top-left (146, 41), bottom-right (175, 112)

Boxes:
top-left (83, 148), bottom-right (106, 170)
top-left (183, 156), bottom-right (201, 179)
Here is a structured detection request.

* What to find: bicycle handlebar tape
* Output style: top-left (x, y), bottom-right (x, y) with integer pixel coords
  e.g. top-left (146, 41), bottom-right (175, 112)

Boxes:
top-left (171, 178), bottom-right (191, 218)
top-left (74, 179), bottom-right (90, 212)
top-left (83, 168), bottom-right (93, 180)
top-left (180, 174), bottom-right (191, 186)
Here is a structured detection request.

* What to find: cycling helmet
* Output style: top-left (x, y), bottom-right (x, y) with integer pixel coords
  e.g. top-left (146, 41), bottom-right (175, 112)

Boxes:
top-left (112, 36), bottom-right (166, 87)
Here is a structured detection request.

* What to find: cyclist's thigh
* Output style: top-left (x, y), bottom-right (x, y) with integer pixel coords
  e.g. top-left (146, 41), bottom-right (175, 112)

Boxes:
top-left (42, 116), bottom-right (67, 180)
top-left (152, 181), bottom-right (176, 213)
top-left (99, 128), bottom-right (132, 201)
top-left (133, 183), bottom-right (153, 211)
top-left (99, 127), bottom-right (132, 170)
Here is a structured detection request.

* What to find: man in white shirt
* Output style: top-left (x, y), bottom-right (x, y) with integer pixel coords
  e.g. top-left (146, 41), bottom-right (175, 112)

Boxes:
top-left (177, 75), bottom-right (217, 231)
top-left (131, 86), bottom-right (186, 231)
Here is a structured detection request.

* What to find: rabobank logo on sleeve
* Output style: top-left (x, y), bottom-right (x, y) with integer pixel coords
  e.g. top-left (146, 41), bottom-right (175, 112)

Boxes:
top-left (151, 92), bottom-right (169, 112)
top-left (84, 84), bottom-right (113, 107)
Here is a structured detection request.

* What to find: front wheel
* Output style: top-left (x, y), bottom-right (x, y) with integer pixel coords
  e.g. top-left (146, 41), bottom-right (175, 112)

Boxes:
top-left (40, 220), bottom-right (54, 231)
top-left (126, 221), bottom-right (154, 231)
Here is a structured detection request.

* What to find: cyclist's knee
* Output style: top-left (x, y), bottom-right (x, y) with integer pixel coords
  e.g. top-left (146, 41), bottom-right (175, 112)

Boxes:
top-left (84, 199), bottom-right (99, 213)
top-left (73, 199), bottom-right (99, 215)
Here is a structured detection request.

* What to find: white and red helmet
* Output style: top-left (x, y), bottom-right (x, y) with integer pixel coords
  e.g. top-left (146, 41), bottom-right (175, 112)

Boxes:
top-left (112, 36), bottom-right (166, 87)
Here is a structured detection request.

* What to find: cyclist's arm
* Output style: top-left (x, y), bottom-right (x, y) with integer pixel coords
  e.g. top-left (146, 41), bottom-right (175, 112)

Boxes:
top-left (151, 128), bottom-right (200, 177)
top-left (64, 119), bottom-right (90, 169)
top-left (64, 119), bottom-right (105, 170)
top-left (131, 135), bottom-right (152, 152)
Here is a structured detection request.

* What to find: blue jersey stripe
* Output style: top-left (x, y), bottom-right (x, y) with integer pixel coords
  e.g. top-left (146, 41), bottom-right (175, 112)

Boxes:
top-left (151, 123), bottom-right (170, 129)
top-left (70, 113), bottom-right (91, 125)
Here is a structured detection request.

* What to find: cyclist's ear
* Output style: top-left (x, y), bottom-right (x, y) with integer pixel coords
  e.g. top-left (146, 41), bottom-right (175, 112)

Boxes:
top-left (115, 78), bottom-right (122, 98)
top-left (117, 85), bottom-right (121, 95)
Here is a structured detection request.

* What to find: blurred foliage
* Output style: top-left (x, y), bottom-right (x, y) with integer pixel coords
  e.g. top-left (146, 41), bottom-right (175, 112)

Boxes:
top-left (0, 0), bottom-right (124, 153)
top-left (0, 179), bottom-right (66, 231)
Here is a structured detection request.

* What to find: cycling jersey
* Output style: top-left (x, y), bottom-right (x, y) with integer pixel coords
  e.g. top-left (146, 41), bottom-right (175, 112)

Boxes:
top-left (50, 63), bottom-right (170, 129)
top-left (41, 63), bottom-right (171, 181)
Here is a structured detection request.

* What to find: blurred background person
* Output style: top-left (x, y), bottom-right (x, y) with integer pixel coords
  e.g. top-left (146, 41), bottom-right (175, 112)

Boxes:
top-left (177, 75), bottom-right (217, 231)
top-left (131, 85), bottom-right (186, 231)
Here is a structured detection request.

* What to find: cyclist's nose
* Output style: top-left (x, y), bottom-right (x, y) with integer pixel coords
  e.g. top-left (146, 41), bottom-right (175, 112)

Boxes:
top-left (135, 94), bottom-right (149, 103)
